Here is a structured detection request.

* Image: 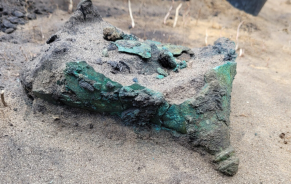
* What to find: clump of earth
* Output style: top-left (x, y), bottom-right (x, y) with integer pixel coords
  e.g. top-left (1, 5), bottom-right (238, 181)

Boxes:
top-left (21, 0), bottom-right (239, 176)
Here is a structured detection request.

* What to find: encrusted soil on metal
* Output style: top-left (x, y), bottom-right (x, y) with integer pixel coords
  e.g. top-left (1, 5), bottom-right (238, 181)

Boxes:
top-left (1, 0), bottom-right (291, 183)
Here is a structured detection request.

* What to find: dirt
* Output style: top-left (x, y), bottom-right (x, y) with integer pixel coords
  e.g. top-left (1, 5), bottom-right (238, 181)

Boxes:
top-left (1, 0), bottom-right (291, 183)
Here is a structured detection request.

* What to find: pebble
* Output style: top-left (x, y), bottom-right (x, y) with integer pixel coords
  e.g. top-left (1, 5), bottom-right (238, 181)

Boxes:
top-left (5, 28), bottom-right (15, 34)
top-left (27, 13), bottom-right (37, 20)
top-left (96, 58), bottom-right (103, 65)
top-left (7, 17), bottom-right (24, 25)
top-left (12, 10), bottom-right (25, 18)
top-left (102, 49), bottom-right (109, 57)
top-left (7, 16), bottom-right (19, 24)
top-left (34, 9), bottom-right (42, 15)
top-left (3, 19), bottom-right (16, 29)
top-left (133, 77), bottom-right (138, 83)
top-left (107, 43), bottom-right (117, 51)
top-left (2, 10), bottom-right (9, 15)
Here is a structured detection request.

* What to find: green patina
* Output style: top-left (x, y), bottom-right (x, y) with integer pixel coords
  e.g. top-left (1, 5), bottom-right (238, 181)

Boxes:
top-left (62, 61), bottom-right (123, 114)
top-left (160, 62), bottom-right (237, 134)
top-left (114, 39), bottom-right (192, 63)
top-left (179, 61), bottom-right (187, 69)
top-left (121, 34), bottom-right (138, 41)
top-left (55, 61), bottom-right (165, 123)
top-left (214, 62), bottom-right (237, 92)
top-left (144, 40), bottom-right (161, 45)
top-left (115, 40), bottom-right (151, 59)
top-left (172, 61), bottom-right (187, 72)
top-left (157, 44), bottom-right (194, 56)
top-left (156, 75), bottom-right (165, 79)
top-left (157, 67), bottom-right (168, 77)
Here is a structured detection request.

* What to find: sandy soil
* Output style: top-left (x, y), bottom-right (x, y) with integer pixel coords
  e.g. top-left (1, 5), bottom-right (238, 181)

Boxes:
top-left (1, 0), bottom-right (291, 183)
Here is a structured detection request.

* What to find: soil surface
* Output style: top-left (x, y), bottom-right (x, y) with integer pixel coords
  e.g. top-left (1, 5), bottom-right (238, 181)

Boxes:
top-left (1, 0), bottom-right (291, 183)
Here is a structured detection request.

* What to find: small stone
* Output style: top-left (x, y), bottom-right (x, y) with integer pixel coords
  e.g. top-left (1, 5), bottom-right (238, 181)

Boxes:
top-left (103, 27), bottom-right (123, 41)
top-left (96, 58), bottom-right (103, 65)
top-left (7, 17), bottom-right (19, 24)
top-left (89, 124), bottom-right (93, 129)
top-left (133, 77), bottom-right (138, 83)
top-left (18, 19), bottom-right (25, 25)
top-left (5, 28), bottom-right (15, 34)
top-left (79, 80), bottom-right (94, 92)
top-left (156, 75), bottom-right (165, 79)
top-left (27, 13), bottom-right (37, 20)
top-left (173, 66), bottom-right (179, 73)
top-left (7, 17), bottom-right (25, 25)
top-left (107, 43), bottom-right (117, 51)
top-left (34, 9), bottom-right (42, 15)
top-left (3, 19), bottom-right (17, 29)
top-left (2, 10), bottom-right (9, 15)
top-left (46, 35), bottom-right (58, 44)
top-left (217, 156), bottom-right (239, 176)
top-left (157, 67), bottom-right (168, 77)
top-left (102, 49), bottom-right (109, 57)
top-left (158, 49), bottom-right (177, 69)
top-left (108, 61), bottom-right (120, 70)
top-left (53, 116), bottom-right (60, 121)
top-left (12, 10), bottom-right (25, 18)
top-left (106, 81), bottom-right (115, 89)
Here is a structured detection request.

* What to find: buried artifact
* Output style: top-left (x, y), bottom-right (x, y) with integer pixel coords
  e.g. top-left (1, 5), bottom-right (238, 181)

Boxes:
top-left (21, 0), bottom-right (239, 176)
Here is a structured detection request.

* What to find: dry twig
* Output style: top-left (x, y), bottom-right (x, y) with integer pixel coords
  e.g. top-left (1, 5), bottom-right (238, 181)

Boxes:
top-left (173, 3), bottom-right (182, 28)
top-left (239, 48), bottom-right (244, 57)
top-left (164, 0), bottom-right (174, 24)
top-left (235, 21), bottom-right (244, 50)
top-left (205, 29), bottom-right (208, 46)
top-left (128, 0), bottom-right (135, 28)
top-left (40, 26), bottom-right (44, 41)
top-left (1, 90), bottom-right (8, 107)
top-left (68, 0), bottom-right (73, 14)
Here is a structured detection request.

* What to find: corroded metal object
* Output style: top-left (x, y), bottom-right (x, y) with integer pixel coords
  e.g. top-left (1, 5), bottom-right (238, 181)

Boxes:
top-left (21, 0), bottom-right (239, 176)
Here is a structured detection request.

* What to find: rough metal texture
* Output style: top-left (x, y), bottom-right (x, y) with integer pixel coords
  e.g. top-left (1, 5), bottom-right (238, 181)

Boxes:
top-left (21, 0), bottom-right (239, 176)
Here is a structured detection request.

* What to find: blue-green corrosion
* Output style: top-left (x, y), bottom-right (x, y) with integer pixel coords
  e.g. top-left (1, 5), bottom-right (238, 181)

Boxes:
top-left (160, 62), bottom-right (237, 135)
top-left (115, 40), bottom-right (151, 59)
top-left (157, 44), bottom-right (194, 56)
top-left (51, 60), bottom-right (236, 135)
top-left (114, 40), bottom-right (193, 62)
top-left (48, 61), bottom-right (166, 125)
